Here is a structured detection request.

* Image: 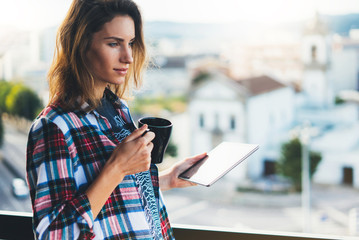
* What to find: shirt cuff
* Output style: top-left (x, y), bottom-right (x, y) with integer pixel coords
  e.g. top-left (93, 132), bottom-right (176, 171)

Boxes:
top-left (70, 193), bottom-right (95, 237)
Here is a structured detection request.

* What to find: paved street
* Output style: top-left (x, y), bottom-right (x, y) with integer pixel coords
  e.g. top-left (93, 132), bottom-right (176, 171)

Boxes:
top-left (0, 120), bottom-right (32, 212)
top-left (2, 121), bottom-right (28, 179)
top-left (0, 160), bottom-right (32, 212)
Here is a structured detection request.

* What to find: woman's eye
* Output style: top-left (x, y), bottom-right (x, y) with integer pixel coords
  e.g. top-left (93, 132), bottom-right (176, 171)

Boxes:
top-left (108, 43), bottom-right (118, 47)
top-left (129, 41), bottom-right (135, 47)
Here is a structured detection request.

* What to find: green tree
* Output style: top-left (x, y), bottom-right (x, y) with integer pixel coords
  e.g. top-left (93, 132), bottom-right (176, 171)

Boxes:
top-left (335, 95), bottom-right (345, 105)
top-left (165, 140), bottom-right (177, 158)
top-left (5, 83), bottom-right (42, 120)
top-left (0, 80), bottom-right (14, 113)
top-left (276, 138), bottom-right (322, 192)
top-left (192, 71), bottom-right (211, 86)
top-left (0, 113), bottom-right (3, 147)
top-left (130, 95), bottom-right (187, 116)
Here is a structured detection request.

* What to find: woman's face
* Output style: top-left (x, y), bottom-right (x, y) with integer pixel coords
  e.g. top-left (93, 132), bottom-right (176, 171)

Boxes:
top-left (86, 15), bottom-right (135, 97)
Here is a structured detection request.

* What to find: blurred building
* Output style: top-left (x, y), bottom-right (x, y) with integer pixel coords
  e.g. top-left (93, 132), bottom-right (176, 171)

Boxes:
top-left (296, 14), bottom-right (359, 187)
top-left (227, 42), bottom-right (303, 85)
top-left (187, 14), bottom-right (359, 187)
top-left (188, 70), bottom-right (295, 180)
top-left (139, 55), bottom-right (190, 97)
top-left (0, 26), bottom-right (56, 104)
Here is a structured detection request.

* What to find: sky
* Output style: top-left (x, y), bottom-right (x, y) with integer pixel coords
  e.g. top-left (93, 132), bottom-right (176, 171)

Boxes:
top-left (0, 0), bottom-right (359, 31)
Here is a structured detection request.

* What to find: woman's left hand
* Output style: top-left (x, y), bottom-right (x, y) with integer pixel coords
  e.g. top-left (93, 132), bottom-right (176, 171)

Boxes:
top-left (159, 152), bottom-right (207, 191)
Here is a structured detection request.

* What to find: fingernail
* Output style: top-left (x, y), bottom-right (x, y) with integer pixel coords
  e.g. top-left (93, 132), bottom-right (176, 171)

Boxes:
top-left (141, 129), bottom-right (150, 137)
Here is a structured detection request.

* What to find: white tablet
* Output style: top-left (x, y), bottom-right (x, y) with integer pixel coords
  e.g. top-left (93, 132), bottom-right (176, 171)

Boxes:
top-left (179, 142), bottom-right (259, 187)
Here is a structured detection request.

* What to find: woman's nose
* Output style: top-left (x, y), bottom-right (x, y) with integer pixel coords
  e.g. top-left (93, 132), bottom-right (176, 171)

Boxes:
top-left (120, 46), bottom-right (133, 64)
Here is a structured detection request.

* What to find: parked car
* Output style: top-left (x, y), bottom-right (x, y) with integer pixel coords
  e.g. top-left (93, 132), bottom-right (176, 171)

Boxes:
top-left (12, 178), bottom-right (29, 198)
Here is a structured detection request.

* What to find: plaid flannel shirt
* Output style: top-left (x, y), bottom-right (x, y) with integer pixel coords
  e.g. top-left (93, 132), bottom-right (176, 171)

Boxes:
top-left (26, 89), bottom-right (174, 239)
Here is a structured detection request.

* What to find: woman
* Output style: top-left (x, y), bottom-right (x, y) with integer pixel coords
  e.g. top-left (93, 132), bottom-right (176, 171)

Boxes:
top-left (26, 0), bottom-right (205, 239)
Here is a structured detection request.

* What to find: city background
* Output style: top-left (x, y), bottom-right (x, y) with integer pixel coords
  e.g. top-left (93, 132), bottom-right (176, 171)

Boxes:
top-left (0, 0), bottom-right (359, 239)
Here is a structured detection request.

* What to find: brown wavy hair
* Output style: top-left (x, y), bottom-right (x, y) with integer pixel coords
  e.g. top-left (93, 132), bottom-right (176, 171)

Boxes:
top-left (48, 0), bottom-right (147, 110)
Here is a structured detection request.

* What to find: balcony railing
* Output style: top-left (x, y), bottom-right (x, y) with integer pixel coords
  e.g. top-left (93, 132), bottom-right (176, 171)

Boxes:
top-left (0, 210), bottom-right (352, 240)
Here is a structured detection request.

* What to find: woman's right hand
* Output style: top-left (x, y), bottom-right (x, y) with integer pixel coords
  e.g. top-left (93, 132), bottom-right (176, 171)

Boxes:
top-left (86, 124), bottom-right (154, 218)
top-left (104, 124), bottom-right (155, 181)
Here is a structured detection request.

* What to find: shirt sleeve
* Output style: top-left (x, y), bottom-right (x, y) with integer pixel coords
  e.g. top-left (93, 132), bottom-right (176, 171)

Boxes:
top-left (26, 118), bottom-right (95, 239)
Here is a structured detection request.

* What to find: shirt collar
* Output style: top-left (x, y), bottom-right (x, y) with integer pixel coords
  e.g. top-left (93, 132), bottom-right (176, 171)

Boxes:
top-left (75, 87), bottom-right (122, 114)
top-left (103, 87), bottom-right (123, 109)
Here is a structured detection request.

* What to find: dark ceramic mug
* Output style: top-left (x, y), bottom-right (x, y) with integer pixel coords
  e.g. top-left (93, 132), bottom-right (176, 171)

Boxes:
top-left (138, 117), bottom-right (173, 164)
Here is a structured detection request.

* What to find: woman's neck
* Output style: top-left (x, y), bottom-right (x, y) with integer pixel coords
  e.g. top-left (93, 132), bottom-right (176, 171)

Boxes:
top-left (94, 83), bottom-right (108, 100)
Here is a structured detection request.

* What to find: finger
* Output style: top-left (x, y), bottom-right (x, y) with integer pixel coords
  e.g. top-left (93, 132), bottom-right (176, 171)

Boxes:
top-left (147, 141), bottom-right (154, 151)
top-left (142, 131), bottom-right (155, 142)
top-left (174, 153), bottom-right (208, 175)
top-left (123, 124), bottom-right (148, 143)
top-left (188, 152), bottom-right (207, 163)
top-left (195, 152), bottom-right (208, 159)
top-left (141, 129), bottom-right (151, 136)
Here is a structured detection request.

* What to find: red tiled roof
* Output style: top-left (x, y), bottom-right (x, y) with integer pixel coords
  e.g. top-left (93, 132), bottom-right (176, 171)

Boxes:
top-left (236, 75), bottom-right (287, 96)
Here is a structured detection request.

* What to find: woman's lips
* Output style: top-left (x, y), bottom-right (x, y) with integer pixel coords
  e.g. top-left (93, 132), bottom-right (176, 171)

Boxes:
top-left (114, 68), bottom-right (128, 75)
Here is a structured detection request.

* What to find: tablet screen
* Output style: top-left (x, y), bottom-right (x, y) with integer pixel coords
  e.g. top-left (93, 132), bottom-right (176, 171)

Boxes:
top-left (179, 142), bottom-right (259, 187)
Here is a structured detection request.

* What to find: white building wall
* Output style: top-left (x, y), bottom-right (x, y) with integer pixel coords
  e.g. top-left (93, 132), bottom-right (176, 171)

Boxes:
top-left (302, 70), bottom-right (330, 107)
top-left (189, 95), bottom-right (249, 181)
top-left (330, 48), bottom-right (358, 94)
top-left (313, 155), bottom-right (343, 185)
top-left (311, 122), bottom-right (359, 187)
top-left (247, 87), bottom-right (295, 145)
top-left (189, 97), bottom-right (246, 155)
top-left (246, 87), bottom-right (295, 179)
top-left (314, 150), bottom-right (359, 188)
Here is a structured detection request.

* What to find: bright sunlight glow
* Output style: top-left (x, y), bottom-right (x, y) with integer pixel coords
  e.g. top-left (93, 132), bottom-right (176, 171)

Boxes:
top-left (0, 0), bottom-right (358, 30)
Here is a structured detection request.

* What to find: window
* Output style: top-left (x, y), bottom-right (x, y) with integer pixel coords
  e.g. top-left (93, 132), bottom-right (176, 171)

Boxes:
top-left (263, 160), bottom-right (276, 176)
top-left (343, 167), bottom-right (354, 186)
top-left (230, 115), bottom-right (236, 130)
top-left (311, 45), bottom-right (317, 62)
top-left (199, 113), bottom-right (204, 128)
